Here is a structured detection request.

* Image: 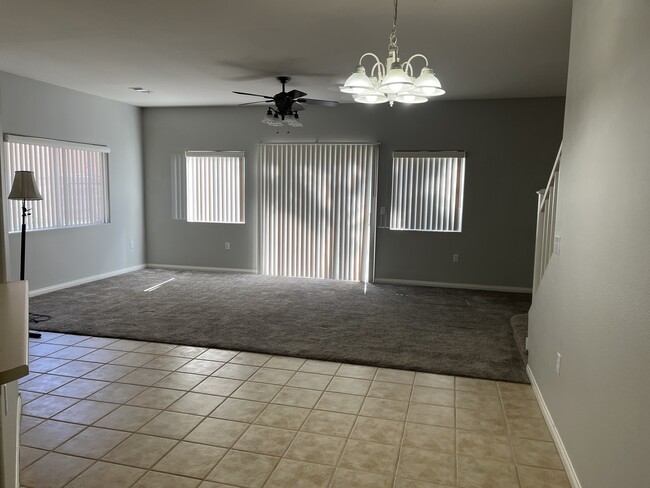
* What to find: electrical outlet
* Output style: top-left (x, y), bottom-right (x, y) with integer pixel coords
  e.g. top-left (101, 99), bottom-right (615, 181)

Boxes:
top-left (129, 240), bottom-right (135, 250)
top-left (452, 254), bottom-right (459, 263)
top-left (556, 352), bottom-right (562, 374)
top-left (225, 242), bottom-right (230, 250)
top-left (553, 235), bottom-right (561, 255)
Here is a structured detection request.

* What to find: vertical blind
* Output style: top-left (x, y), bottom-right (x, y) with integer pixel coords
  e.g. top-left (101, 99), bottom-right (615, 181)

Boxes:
top-left (171, 155), bottom-right (186, 220)
top-left (259, 143), bottom-right (378, 282)
top-left (185, 151), bottom-right (245, 224)
top-left (4, 135), bottom-right (110, 232)
top-left (390, 151), bottom-right (466, 232)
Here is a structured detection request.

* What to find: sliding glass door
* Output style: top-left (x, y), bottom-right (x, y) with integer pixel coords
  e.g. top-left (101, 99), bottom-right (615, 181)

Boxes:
top-left (259, 143), bottom-right (378, 282)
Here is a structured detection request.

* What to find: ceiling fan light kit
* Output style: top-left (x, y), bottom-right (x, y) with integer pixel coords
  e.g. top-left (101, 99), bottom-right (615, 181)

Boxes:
top-left (262, 108), bottom-right (303, 127)
top-left (340, 0), bottom-right (444, 106)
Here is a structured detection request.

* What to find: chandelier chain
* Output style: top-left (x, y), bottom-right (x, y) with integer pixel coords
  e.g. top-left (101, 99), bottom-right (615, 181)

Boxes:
top-left (388, 0), bottom-right (399, 55)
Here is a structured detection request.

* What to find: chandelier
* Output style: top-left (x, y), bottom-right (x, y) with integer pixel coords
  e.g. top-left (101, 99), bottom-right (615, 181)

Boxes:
top-left (340, 0), bottom-right (444, 106)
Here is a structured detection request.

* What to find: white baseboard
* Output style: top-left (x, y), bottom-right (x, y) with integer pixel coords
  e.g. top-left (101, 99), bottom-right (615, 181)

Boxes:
top-left (29, 264), bottom-right (146, 297)
top-left (373, 277), bottom-right (532, 293)
top-left (146, 263), bottom-right (257, 274)
top-left (527, 365), bottom-right (582, 488)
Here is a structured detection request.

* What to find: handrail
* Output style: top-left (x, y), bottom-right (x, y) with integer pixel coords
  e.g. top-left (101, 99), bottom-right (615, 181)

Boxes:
top-left (540, 142), bottom-right (563, 210)
top-left (533, 143), bottom-right (562, 292)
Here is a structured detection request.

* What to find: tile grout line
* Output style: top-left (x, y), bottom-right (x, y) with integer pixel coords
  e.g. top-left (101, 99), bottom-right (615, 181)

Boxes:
top-left (391, 370), bottom-right (417, 488)
top-left (329, 368), bottom-right (374, 485)
top-left (497, 381), bottom-right (524, 488)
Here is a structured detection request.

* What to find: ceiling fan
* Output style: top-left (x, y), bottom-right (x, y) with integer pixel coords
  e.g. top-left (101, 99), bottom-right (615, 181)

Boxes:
top-left (233, 76), bottom-right (338, 126)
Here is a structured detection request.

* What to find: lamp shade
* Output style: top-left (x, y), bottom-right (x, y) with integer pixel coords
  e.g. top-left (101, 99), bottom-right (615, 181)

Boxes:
top-left (378, 64), bottom-right (413, 94)
top-left (8, 171), bottom-right (42, 201)
top-left (340, 66), bottom-right (375, 94)
top-left (412, 67), bottom-right (445, 97)
top-left (262, 112), bottom-right (274, 125)
top-left (395, 93), bottom-right (428, 104)
top-left (354, 92), bottom-right (389, 104)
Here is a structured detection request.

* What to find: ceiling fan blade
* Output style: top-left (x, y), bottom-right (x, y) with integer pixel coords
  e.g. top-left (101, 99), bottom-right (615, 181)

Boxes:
top-left (296, 98), bottom-right (339, 107)
top-left (239, 100), bottom-right (272, 106)
top-left (232, 91), bottom-right (274, 99)
top-left (287, 89), bottom-right (307, 99)
top-left (291, 102), bottom-right (305, 111)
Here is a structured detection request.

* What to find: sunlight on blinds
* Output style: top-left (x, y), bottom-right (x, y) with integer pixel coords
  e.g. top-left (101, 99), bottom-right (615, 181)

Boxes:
top-left (390, 151), bottom-right (465, 232)
top-left (4, 136), bottom-right (110, 232)
top-left (185, 151), bottom-right (245, 224)
top-left (259, 143), bottom-right (378, 282)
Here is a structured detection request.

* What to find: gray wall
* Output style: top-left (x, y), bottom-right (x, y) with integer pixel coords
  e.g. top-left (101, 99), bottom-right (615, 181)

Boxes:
top-left (0, 71), bottom-right (145, 291)
top-left (143, 98), bottom-right (564, 289)
top-left (528, 1), bottom-right (650, 487)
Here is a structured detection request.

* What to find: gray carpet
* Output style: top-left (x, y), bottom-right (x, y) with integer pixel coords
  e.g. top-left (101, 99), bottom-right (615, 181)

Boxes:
top-left (31, 269), bottom-right (531, 383)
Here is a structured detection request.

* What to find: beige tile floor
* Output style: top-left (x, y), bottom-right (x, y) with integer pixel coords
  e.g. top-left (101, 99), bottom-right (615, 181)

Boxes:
top-left (18, 332), bottom-right (571, 488)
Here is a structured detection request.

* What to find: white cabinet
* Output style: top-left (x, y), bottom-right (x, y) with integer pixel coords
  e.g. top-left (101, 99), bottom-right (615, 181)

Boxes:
top-left (0, 382), bottom-right (21, 488)
top-left (0, 281), bottom-right (29, 488)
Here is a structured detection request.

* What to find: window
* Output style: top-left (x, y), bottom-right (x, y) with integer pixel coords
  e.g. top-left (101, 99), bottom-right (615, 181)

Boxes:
top-left (185, 151), bottom-right (245, 224)
top-left (390, 151), bottom-right (465, 232)
top-left (4, 134), bottom-right (110, 232)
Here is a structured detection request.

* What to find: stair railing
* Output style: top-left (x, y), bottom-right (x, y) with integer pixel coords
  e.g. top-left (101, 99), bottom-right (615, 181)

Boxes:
top-left (533, 143), bottom-right (562, 293)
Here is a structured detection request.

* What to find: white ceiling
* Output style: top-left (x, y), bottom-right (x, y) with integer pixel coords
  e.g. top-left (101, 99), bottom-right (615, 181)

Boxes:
top-left (0, 0), bottom-right (572, 107)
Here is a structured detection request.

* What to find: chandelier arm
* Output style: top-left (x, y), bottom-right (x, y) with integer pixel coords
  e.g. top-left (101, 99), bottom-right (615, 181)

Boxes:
top-left (359, 52), bottom-right (386, 79)
top-left (359, 52), bottom-right (383, 67)
top-left (403, 54), bottom-right (430, 74)
top-left (372, 61), bottom-right (386, 79)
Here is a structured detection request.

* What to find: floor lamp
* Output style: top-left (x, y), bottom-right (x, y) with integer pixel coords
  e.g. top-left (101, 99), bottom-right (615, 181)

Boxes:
top-left (8, 170), bottom-right (43, 339)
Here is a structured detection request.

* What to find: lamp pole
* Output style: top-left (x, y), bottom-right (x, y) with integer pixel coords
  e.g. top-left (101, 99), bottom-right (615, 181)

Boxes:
top-left (19, 200), bottom-right (41, 338)
top-left (20, 199), bottom-right (28, 281)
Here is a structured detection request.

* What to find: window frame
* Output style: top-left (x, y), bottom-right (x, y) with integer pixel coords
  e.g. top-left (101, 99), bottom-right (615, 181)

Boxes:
top-left (389, 150), bottom-right (466, 233)
top-left (4, 134), bottom-right (111, 233)
top-left (184, 150), bottom-right (246, 224)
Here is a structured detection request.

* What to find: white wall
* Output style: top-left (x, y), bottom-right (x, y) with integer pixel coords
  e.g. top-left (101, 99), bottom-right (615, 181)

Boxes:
top-left (528, 1), bottom-right (650, 487)
top-left (143, 98), bottom-right (564, 289)
top-left (0, 72), bottom-right (145, 291)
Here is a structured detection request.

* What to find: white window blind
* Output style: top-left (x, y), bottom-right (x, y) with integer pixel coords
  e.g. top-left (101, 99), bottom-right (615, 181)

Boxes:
top-left (390, 151), bottom-right (465, 232)
top-left (171, 155), bottom-right (186, 221)
top-left (4, 135), bottom-right (110, 232)
top-left (185, 151), bottom-right (245, 224)
top-left (259, 143), bottom-right (378, 282)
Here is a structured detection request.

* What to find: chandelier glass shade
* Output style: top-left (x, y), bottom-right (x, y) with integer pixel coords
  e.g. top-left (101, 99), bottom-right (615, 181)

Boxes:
top-left (340, 0), bottom-right (444, 106)
top-left (262, 108), bottom-right (302, 127)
